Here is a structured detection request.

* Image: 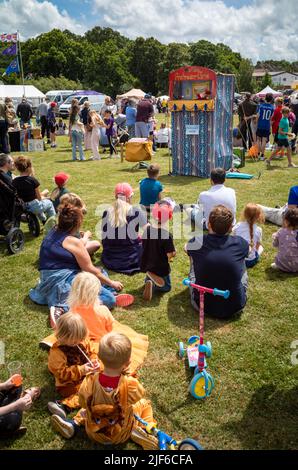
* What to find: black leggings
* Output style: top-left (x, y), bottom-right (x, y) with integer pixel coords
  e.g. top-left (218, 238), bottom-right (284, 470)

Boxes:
top-left (107, 135), bottom-right (116, 155)
top-left (0, 385), bottom-right (23, 433)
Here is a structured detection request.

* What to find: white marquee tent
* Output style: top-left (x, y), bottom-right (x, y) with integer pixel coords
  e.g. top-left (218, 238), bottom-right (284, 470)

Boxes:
top-left (0, 85), bottom-right (45, 110)
top-left (255, 85), bottom-right (282, 98)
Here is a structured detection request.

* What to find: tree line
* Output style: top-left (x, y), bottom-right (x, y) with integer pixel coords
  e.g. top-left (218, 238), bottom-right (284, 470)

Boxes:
top-left (1, 27), bottom-right (297, 97)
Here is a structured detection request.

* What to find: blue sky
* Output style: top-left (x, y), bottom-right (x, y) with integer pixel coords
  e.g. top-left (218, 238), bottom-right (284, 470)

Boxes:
top-left (0, 0), bottom-right (298, 61)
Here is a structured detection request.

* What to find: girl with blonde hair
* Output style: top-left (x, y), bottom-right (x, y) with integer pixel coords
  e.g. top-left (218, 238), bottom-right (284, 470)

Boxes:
top-left (101, 183), bottom-right (147, 274)
top-left (89, 110), bottom-right (104, 161)
top-left (233, 203), bottom-right (265, 268)
top-left (67, 272), bottom-right (147, 372)
top-left (47, 312), bottom-right (100, 412)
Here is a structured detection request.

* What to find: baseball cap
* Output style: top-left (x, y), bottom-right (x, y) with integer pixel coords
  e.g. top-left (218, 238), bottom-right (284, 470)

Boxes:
top-left (50, 102), bottom-right (56, 108)
top-left (54, 172), bottom-right (70, 186)
top-left (152, 202), bottom-right (173, 223)
top-left (114, 182), bottom-right (134, 199)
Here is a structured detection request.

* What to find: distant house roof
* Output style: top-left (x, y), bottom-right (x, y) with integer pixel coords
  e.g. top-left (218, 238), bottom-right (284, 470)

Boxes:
top-left (253, 70), bottom-right (298, 78)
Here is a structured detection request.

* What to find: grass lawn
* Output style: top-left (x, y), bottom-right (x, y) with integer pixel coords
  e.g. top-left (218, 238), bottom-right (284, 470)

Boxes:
top-left (0, 121), bottom-right (297, 450)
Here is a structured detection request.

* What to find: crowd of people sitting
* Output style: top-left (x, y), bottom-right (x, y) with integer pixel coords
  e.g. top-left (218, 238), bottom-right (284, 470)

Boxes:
top-left (1, 150), bottom-right (297, 444)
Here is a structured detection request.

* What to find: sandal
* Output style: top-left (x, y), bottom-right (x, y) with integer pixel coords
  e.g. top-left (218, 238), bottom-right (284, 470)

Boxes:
top-left (23, 387), bottom-right (41, 401)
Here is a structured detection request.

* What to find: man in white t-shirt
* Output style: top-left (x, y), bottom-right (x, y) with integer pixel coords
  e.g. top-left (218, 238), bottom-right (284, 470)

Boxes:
top-left (198, 168), bottom-right (237, 226)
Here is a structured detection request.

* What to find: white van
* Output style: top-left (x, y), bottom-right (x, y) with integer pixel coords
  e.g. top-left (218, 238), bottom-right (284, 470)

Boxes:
top-left (59, 92), bottom-right (105, 118)
top-left (45, 90), bottom-right (74, 108)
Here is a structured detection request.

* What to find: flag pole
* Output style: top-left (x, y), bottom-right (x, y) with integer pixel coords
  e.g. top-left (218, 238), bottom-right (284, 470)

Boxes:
top-left (17, 31), bottom-right (25, 97)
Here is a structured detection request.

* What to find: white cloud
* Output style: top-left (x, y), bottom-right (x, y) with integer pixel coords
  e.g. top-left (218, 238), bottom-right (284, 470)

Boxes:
top-left (92, 0), bottom-right (298, 62)
top-left (0, 0), bottom-right (84, 39)
top-left (1, 0), bottom-right (297, 62)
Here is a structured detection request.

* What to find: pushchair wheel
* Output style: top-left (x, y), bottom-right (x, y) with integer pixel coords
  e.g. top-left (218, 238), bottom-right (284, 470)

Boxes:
top-left (178, 438), bottom-right (203, 451)
top-left (26, 213), bottom-right (40, 237)
top-left (6, 228), bottom-right (25, 254)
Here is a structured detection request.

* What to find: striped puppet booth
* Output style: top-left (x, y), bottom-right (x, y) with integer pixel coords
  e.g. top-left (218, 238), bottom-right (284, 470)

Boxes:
top-left (169, 66), bottom-right (235, 178)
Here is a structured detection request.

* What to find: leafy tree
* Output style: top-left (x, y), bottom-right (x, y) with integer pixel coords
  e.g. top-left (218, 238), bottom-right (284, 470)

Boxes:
top-left (157, 42), bottom-right (190, 94)
top-left (260, 72), bottom-right (273, 89)
top-left (237, 58), bottom-right (255, 93)
top-left (129, 37), bottom-right (165, 95)
top-left (189, 40), bottom-right (219, 69)
top-left (84, 43), bottom-right (135, 97)
top-left (84, 27), bottom-right (131, 49)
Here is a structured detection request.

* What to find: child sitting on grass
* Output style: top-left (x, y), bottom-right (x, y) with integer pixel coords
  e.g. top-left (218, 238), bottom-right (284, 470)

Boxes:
top-left (233, 203), bottom-right (264, 268)
top-left (47, 312), bottom-right (100, 415)
top-left (271, 208), bottom-right (298, 272)
top-left (49, 172), bottom-right (70, 212)
top-left (139, 164), bottom-right (163, 212)
top-left (141, 201), bottom-right (176, 301)
top-left (50, 332), bottom-right (158, 449)
top-left (65, 272), bottom-right (146, 371)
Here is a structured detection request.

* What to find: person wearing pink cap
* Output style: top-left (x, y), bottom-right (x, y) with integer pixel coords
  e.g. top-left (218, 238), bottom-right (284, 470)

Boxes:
top-left (141, 201), bottom-right (176, 301)
top-left (50, 172), bottom-right (70, 212)
top-left (101, 183), bottom-right (147, 274)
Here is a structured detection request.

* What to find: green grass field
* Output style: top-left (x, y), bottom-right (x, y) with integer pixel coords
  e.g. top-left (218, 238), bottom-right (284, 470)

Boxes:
top-left (0, 122), bottom-right (297, 450)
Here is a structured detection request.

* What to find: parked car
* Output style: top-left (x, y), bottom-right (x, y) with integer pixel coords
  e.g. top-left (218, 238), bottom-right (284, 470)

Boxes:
top-left (59, 91), bottom-right (105, 118)
top-left (45, 90), bottom-right (74, 108)
top-left (283, 89), bottom-right (294, 96)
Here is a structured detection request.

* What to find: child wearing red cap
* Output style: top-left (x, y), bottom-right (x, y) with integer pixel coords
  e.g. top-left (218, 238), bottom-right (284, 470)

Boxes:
top-left (140, 200), bottom-right (176, 301)
top-left (50, 172), bottom-right (70, 212)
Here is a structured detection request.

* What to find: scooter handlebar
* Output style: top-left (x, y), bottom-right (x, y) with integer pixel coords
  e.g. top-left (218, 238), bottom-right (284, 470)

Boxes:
top-left (213, 288), bottom-right (230, 299)
top-left (182, 278), bottom-right (230, 299)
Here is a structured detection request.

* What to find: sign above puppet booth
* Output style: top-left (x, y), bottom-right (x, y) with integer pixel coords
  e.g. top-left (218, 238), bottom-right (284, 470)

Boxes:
top-left (168, 66), bottom-right (216, 112)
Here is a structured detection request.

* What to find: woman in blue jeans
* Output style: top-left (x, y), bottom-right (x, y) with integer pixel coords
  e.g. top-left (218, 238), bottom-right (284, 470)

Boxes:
top-left (69, 104), bottom-right (85, 161)
top-left (13, 155), bottom-right (56, 223)
top-left (29, 204), bottom-right (127, 311)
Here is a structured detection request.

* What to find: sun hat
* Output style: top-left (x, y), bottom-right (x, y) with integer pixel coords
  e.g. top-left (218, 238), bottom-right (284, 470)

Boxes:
top-left (114, 182), bottom-right (134, 199)
top-left (152, 202), bottom-right (173, 223)
top-left (54, 172), bottom-right (70, 186)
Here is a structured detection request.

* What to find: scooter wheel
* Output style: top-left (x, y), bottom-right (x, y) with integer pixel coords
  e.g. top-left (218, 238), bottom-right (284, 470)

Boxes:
top-left (178, 438), bottom-right (203, 450)
top-left (189, 371), bottom-right (214, 400)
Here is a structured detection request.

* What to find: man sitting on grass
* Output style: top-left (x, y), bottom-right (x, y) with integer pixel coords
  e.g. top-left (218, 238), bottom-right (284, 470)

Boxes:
top-left (186, 205), bottom-right (249, 320)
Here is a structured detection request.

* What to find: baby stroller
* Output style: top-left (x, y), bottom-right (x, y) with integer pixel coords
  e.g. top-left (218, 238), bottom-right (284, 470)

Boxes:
top-left (0, 174), bottom-right (40, 254)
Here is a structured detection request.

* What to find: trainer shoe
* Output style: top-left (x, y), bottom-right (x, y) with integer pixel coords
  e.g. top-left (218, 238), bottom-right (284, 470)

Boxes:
top-left (288, 163), bottom-right (297, 168)
top-left (48, 401), bottom-right (67, 419)
top-left (131, 426), bottom-right (159, 450)
top-left (51, 415), bottom-right (75, 439)
top-left (115, 294), bottom-right (134, 308)
top-left (143, 280), bottom-right (153, 301)
top-left (265, 159), bottom-right (271, 167)
top-left (146, 272), bottom-right (165, 288)
top-left (49, 306), bottom-right (65, 329)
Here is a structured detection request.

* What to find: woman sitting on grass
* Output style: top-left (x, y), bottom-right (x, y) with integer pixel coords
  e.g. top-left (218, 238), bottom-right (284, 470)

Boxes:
top-left (0, 378), bottom-right (40, 438)
top-left (12, 155), bottom-right (56, 225)
top-left (29, 203), bottom-right (131, 310)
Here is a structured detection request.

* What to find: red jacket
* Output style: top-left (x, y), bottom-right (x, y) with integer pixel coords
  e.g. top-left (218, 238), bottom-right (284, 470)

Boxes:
top-left (271, 106), bottom-right (282, 135)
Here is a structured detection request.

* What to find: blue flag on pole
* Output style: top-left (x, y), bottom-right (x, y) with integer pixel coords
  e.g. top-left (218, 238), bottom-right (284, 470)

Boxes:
top-left (2, 58), bottom-right (20, 76)
top-left (2, 43), bottom-right (17, 55)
